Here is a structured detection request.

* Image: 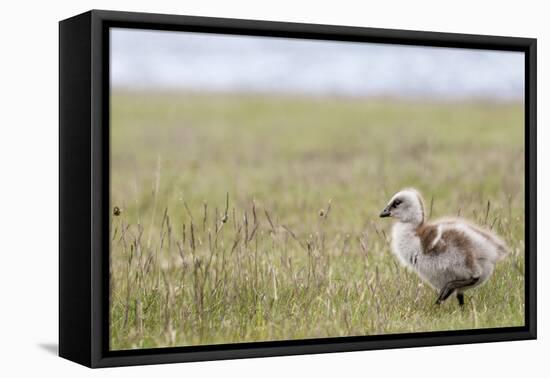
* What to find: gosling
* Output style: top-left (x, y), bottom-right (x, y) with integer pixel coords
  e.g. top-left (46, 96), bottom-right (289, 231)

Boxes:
top-left (379, 188), bottom-right (508, 306)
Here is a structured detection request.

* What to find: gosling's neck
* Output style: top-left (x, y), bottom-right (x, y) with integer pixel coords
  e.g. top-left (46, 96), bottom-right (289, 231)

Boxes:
top-left (395, 213), bottom-right (425, 229)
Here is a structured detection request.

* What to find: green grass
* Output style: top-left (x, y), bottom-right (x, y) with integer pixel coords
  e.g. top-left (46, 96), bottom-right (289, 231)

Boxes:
top-left (109, 91), bottom-right (525, 350)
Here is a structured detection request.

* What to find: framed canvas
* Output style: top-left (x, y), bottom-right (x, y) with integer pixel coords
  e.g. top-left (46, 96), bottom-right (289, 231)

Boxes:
top-left (59, 9), bottom-right (537, 368)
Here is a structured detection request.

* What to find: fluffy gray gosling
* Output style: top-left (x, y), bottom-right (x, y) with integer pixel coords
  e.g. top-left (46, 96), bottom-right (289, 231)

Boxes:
top-left (379, 188), bottom-right (509, 306)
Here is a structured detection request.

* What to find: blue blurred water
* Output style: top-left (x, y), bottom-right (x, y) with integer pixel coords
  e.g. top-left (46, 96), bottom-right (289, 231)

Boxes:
top-left (111, 28), bottom-right (524, 100)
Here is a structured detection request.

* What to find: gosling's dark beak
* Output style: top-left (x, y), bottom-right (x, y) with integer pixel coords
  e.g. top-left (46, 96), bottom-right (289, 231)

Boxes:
top-left (379, 206), bottom-right (391, 218)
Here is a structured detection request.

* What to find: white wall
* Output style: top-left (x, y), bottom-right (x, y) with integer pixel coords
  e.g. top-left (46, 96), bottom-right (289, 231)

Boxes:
top-left (0, 0), bottom-right (546, 376)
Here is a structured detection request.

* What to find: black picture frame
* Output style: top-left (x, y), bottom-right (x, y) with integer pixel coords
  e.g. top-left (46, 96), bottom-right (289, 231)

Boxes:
top-left (59, 9), bottom-right (537, 368)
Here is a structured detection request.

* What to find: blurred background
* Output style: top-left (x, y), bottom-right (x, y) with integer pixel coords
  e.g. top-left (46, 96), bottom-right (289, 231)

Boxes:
top-left (111, 28), bottom-right (524, 100)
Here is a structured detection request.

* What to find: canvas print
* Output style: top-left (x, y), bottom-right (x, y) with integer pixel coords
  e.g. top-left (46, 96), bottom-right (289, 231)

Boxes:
top-left (109, 28), bottom-right (525, 350)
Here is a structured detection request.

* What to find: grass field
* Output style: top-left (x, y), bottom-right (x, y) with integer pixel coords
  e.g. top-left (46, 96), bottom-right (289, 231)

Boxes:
top-left (109, 91), bottom-right (525, 350)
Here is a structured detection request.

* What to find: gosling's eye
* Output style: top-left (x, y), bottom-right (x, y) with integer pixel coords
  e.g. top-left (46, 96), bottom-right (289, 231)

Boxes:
top-left (393, 199), bottom-right (402, 207)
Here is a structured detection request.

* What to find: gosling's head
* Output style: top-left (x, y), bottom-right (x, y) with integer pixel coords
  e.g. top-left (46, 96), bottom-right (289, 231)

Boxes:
top-left (379, 188), bottom-right (425, 225)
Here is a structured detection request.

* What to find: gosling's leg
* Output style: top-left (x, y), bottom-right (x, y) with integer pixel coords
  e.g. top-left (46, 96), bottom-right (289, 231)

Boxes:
top-left (457, 292), bottom-right (465, 306)
top-left (436, 277), bottom-right (479, 305)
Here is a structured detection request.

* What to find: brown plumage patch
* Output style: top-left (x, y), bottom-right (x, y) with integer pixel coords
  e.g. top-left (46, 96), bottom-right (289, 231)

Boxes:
top-left (443, 229), bottom-right (475, 269)
top-left (416, 224), bottom-right (475, 269)
top-left (416, 224), bottom-right (442, 254)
